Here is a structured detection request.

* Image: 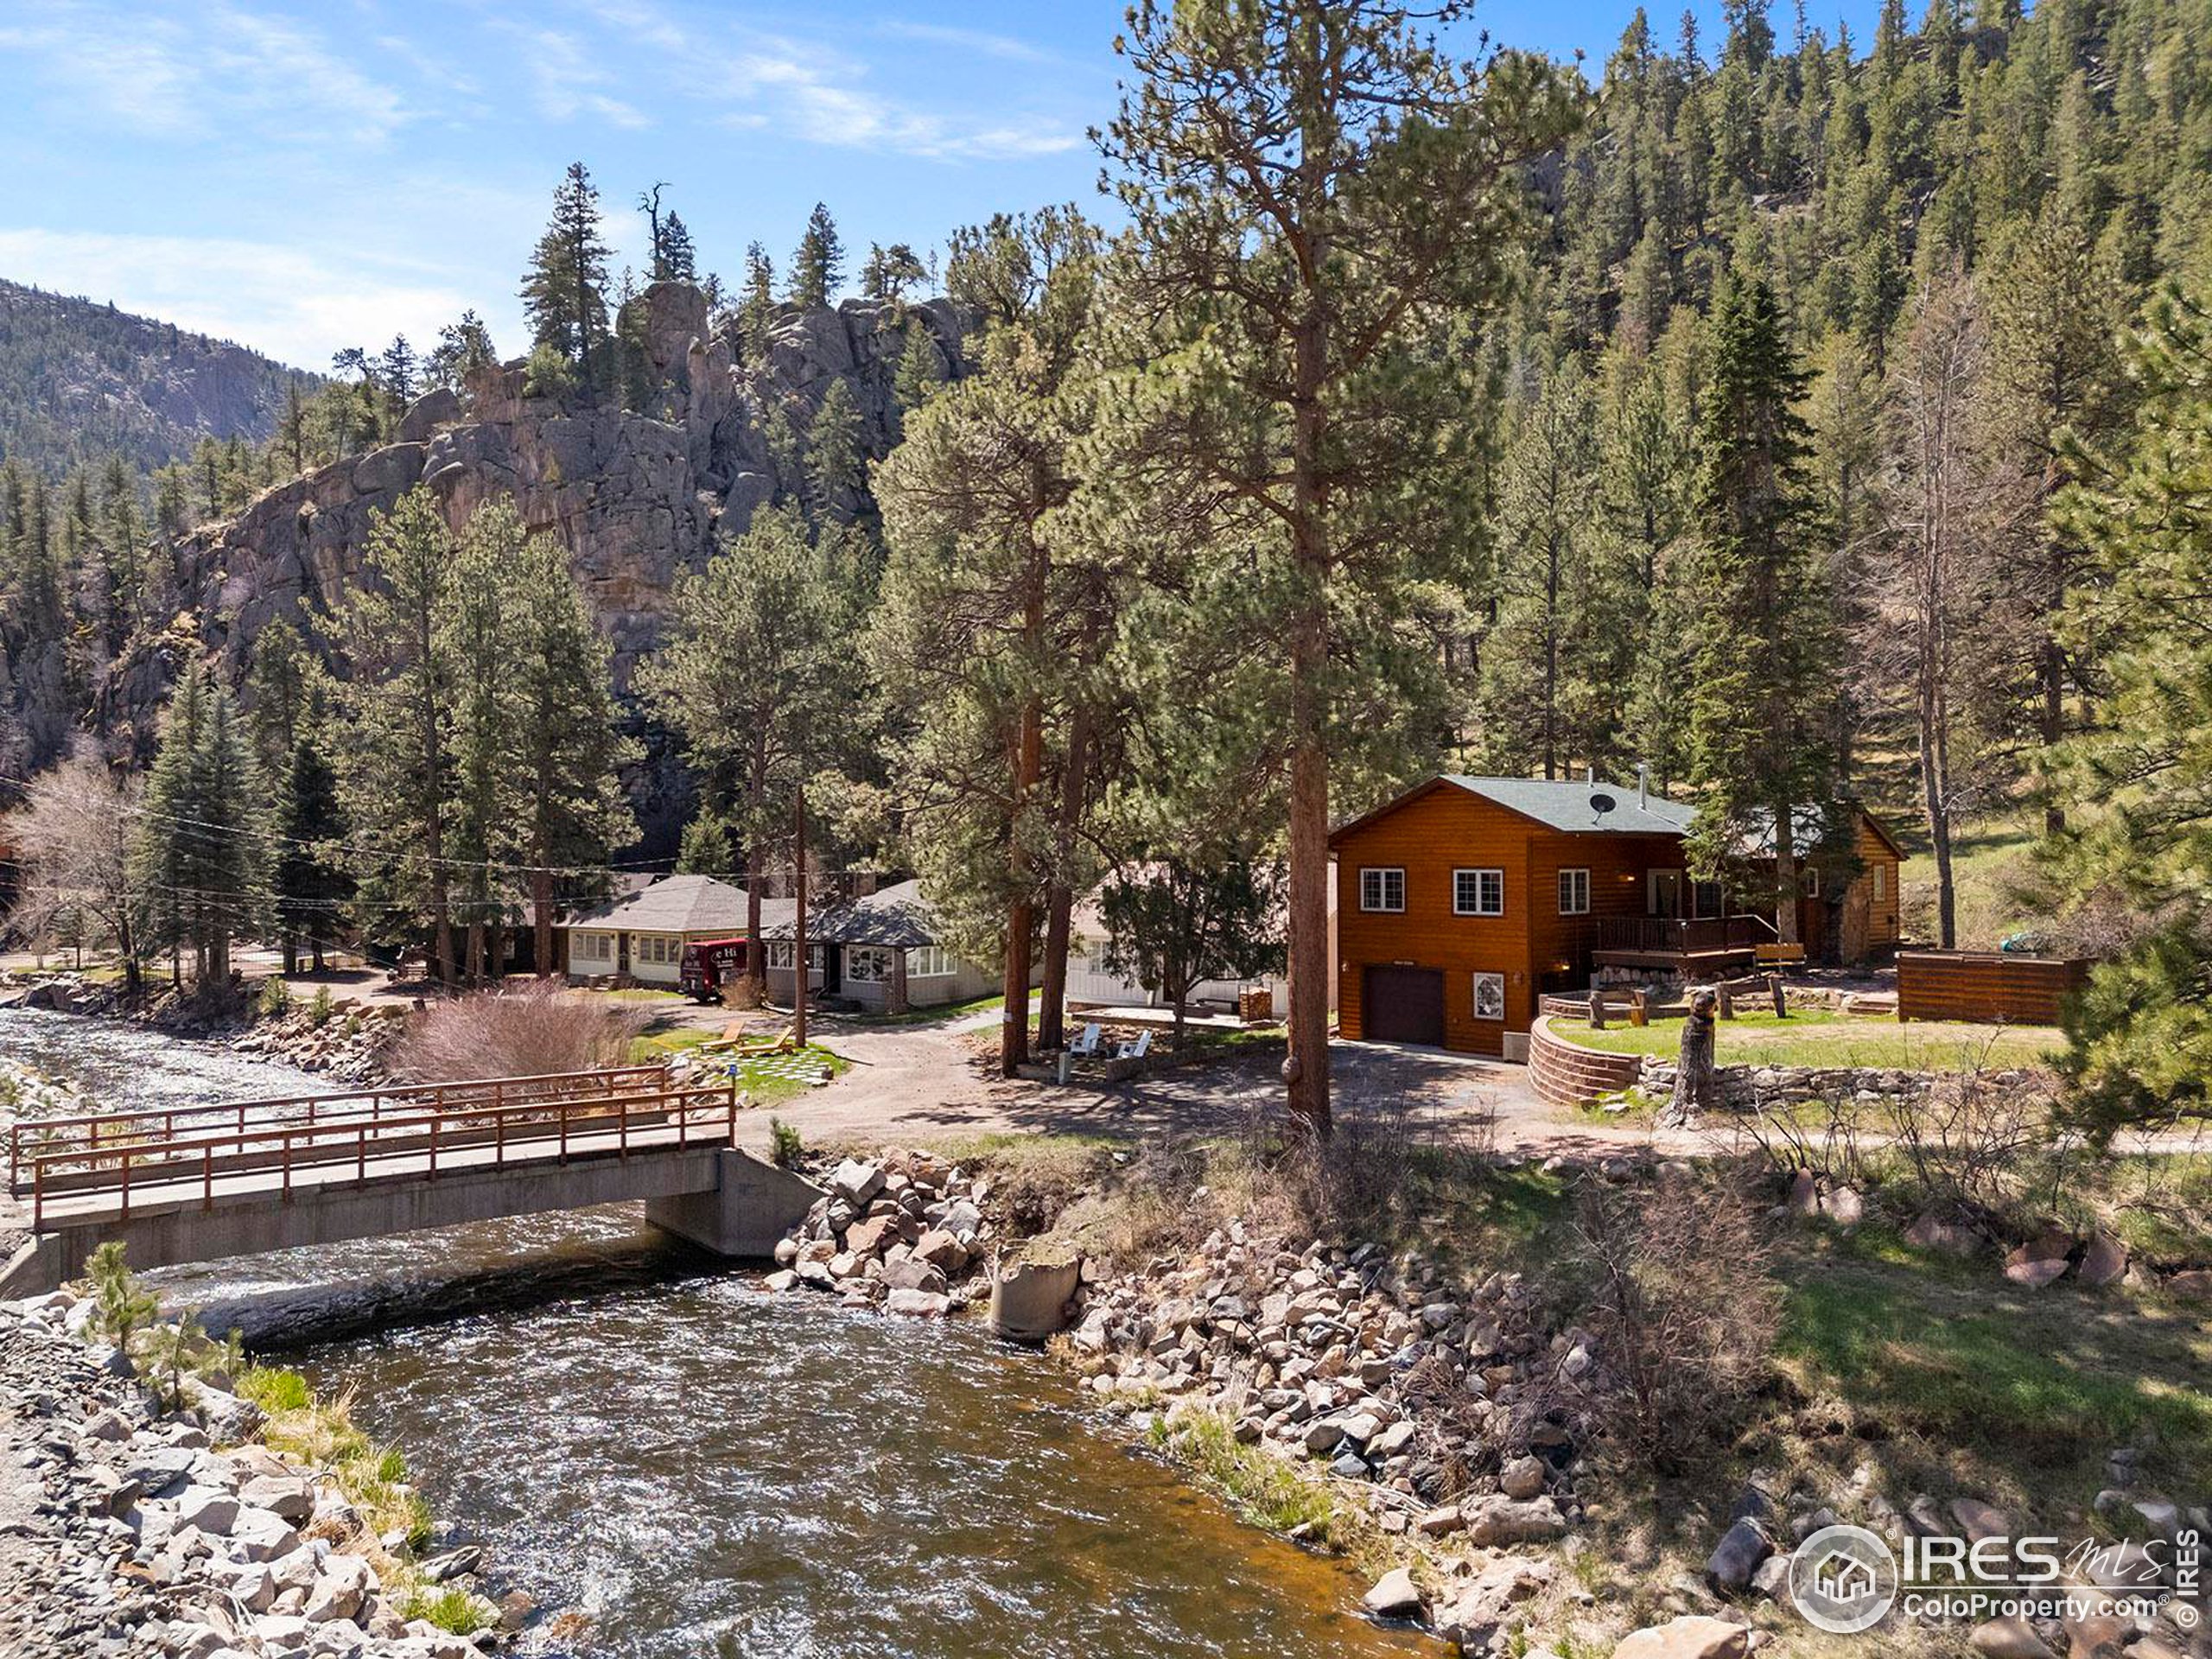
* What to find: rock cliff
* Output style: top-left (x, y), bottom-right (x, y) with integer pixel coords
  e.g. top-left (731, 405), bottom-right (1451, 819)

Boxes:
top-left (109, 282), bottom-right (964, 844)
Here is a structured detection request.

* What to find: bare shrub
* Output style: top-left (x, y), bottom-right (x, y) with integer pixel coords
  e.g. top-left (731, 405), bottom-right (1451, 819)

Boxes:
top-left (1557, 1170), bottom-right (1782, 1475)
top-left (387, 982), bottom-right (653, 1083)
top-left (1231, 1091), bottom-right (1498, 1246)
top-left (1726, 1083), bottom-right (1866, 1188)
top-left (1881, 1059), bottom-right (2056, 1236)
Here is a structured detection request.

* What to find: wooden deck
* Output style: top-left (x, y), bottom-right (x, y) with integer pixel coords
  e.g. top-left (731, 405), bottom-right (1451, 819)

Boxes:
top-left (1590, 914), bottom-right (1771, 973)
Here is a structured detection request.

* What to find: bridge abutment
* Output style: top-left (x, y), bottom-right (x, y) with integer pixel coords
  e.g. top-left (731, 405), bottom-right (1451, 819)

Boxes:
top-left (644, 1149), bottom-right (824, 1258)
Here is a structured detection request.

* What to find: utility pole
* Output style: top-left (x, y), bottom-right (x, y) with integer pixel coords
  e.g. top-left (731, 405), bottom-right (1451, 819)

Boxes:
top-left (792, 785), bottom-right (808, 1049)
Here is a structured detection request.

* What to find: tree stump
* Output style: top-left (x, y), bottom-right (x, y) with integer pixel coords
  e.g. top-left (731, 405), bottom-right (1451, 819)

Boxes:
top-left (1666, 988), bottom-right (1719, 1127)
top-left (1588, 992), bottom-right (1608, 1030)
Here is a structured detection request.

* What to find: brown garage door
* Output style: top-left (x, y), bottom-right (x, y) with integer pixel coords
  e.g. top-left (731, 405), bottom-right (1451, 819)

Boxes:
top-left (1363, 965), bottom-right (1445, 1046)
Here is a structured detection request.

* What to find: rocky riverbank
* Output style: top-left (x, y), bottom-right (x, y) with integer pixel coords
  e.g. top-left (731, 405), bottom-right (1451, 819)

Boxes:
top-left (0, 972), bottom-right (403, 1084)
top-left (759, 1144), bottom-right (2208, 1659)
top-left (0, 1289), bottom-right (504, 1659)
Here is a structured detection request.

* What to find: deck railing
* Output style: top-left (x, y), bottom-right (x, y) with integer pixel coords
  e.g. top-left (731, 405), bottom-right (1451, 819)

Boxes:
top-left (1592, 914), bottom-right (1775, 954)
top-left (11, 1065), bottom-right (733, 1230)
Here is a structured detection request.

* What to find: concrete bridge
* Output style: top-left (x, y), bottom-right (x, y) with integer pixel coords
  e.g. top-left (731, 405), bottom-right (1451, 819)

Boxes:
top-left (1, 1065), bottom-right (823, 1297)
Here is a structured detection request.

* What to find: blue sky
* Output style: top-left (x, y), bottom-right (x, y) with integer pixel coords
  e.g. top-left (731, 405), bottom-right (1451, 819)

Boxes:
top-left (0, 0), bottom-right (1887, 372)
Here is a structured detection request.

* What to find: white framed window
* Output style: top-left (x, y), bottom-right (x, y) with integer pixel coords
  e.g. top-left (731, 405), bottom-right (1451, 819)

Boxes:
top-left (1557, 868), bottom-right (1591, 915)
top-left (767, 942), bottom-right (823, 970)
top-left (846, 945), bottom-right (896, 983)
top-left (1359, 868), bottom-right (1405, 912)
top-left (574, 931), bottom-right (611, 962)
top-left (905, 945), bottom-right (956, 978)
top-left (1454, 868), bottom-right (1505, 917)
top-left (1802, 868), bottom-right (1822, 899)
top-left (1872, 865), bottom-right (1886, 902)
top-left (638, 935), bottom-right (676, 965)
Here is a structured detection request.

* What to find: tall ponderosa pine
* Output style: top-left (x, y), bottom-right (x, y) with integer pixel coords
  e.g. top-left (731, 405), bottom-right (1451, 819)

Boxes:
top-left (642, 503), bottom-right (848, 999)
top-left (787, 203), bottom-right (842, 309)
top-left (134, 668), bottom-right (270, 987)
top-left (245, 620), bottom-right (352, 972)
top-left (340, 488), bottom-right (459, 982)
top-left (1681, 275), bottom-right (1847, 938)
top-left (522, 162), bottom-right (614, 391)
top-left (874, 207), bottom-right (1111, 1071)
top-left (1101, 0), bottom-right (1575, 1134)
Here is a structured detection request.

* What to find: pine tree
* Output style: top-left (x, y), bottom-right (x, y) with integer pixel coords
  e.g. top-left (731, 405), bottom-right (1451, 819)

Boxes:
top-left (521, 162), bottom-right (614, 391)
top-left (804, 378), bottom-right (864, 520)
top-left (1100, 1), bottom-right (1575, 1132)
top-left (677, 808), bottom-right (734, 875)
top-left (441, 506), bottom-right (520, 983)
top-left (133, 668), bottom-right (270, 988)
top-left (736, 243), bottom-right (777, 364)
top-left (658, 213), bottom-right (696, 283)
top-left (787, 203), bottom-right (842, 308)
top-left (892, 324), bottom-right (944, 437)
top-left (340, 487), bottom-right (459, 983)
top-left (641, 503), bottom-right (847, 999)
top-left (505, 524), bottom-right (639, 976)
top-left (1681, 275), bottom-right (1847, 938)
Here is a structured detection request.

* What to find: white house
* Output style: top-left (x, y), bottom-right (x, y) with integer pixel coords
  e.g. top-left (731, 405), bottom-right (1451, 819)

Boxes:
top-left (758, 880), bottom-right (998, 1012)
top-left (561, 874), bottom-right (751, 987)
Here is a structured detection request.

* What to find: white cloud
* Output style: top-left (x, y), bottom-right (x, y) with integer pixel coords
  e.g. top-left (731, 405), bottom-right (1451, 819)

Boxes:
top-left (0, 227), bottom-right (476, 369)
top-left (0, 1), bottom-right (409, 143)
top-left (494, 20), bottom-right (654, 127)
top-left (874, 19), bottom-right (1065, 66)
top-left (726, 50), bottom-right (1084, 161)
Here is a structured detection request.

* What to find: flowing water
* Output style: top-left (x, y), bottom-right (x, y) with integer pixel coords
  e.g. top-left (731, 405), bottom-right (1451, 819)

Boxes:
top-left (2, 1009), bottom-right (1434, 1659)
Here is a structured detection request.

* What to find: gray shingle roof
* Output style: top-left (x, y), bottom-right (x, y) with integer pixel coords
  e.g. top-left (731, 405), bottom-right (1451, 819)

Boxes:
top-left (759, 879), bottom-right (942, 948)
top-left (564, 874), bottom-right (752, 934)
top-left (1441, 775), bottom-right (1697, 836)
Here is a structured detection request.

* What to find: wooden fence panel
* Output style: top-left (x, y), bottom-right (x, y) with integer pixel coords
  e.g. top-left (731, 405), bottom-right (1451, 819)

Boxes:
top-left (1896, 950), bottom-right (2088, 1027)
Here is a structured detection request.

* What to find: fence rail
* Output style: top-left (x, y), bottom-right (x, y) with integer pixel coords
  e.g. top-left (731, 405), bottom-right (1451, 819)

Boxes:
top-left (1592, 915), bottom-right (1774, 954)
top-left (11, 1065), bottom-right (733, 1230)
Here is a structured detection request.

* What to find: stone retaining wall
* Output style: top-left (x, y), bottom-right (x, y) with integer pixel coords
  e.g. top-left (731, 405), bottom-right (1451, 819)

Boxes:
top-left (1639, 1056), bottom-right (1934, 1113)
top-left (1527, 1017), bottom-right (1644, 1109)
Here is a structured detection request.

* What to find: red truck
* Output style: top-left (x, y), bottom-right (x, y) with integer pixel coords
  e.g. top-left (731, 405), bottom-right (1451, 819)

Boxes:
top-left (677, 938), bottom-right (751, 1004)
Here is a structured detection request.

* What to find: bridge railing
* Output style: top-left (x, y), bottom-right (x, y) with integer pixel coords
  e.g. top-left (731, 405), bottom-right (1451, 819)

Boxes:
top-left (7, 1063), bottom-right (678, 1192)
top-left (14, 1067), bottom-right (735, 1229)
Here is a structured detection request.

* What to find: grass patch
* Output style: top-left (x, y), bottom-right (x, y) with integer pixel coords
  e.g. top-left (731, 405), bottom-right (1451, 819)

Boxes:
top-left (238, 1363), bottom-right (498, 1636)
top-left (1555, 1007), bottom-right (2060, 1071)
top-left (628, 1027), bottom-right (717, 1062)
top-left (1899, 813), bottom-right (2058, 951)
top-left (1772, 1232), bottom-right (2212, 1498)
top-left (1147, 1405), bottom-right (1351, 1546)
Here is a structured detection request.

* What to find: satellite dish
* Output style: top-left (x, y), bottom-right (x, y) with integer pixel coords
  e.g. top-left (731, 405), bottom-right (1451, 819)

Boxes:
top-left (1590, 791), bottom-right (1618, 817)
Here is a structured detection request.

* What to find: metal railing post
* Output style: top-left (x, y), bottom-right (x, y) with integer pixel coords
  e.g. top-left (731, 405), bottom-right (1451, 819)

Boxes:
top-left (203, 1146), bottom-right (213, 1212)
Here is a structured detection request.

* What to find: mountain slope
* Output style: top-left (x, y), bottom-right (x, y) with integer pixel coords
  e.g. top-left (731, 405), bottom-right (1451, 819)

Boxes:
top-left (0, 278), bottom-right (308, 479)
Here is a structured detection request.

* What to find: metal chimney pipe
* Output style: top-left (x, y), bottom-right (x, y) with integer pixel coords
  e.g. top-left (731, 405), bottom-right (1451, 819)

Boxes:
top-left (1637, 762), bottom-right (1649, 809)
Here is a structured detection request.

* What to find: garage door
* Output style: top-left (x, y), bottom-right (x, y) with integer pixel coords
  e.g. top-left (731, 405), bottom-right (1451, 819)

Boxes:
top-left (1362, 965), bottom-right (1445, 1046)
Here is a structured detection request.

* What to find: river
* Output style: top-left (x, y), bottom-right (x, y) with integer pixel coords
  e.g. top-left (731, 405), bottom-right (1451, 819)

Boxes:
top-left (1, 1009), bottom-right (1433, 1658)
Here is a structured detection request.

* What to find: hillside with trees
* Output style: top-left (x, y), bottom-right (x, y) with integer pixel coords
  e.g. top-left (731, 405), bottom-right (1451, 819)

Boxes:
top-left (0, 278), bottom-right (307, 479)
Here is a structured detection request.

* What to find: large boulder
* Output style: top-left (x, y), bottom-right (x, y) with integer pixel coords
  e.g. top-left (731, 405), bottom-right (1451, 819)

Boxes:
top-left (1612, 1616), bottom-right (1752, 1659)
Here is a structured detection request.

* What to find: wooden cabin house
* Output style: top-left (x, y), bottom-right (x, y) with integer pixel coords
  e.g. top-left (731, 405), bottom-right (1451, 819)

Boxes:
top-left (1331, 776), bottom-right (1903, 1057)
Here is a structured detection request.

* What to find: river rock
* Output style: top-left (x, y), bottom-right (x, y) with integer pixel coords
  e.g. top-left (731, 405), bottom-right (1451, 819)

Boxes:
top-left (1971, 1617), bottom-right (2057, 1659)
top-left (884, 1256), bottom-right (948, 1296)
top-left (887, 1287), bottom-right (950, 1318)
top-left (1499, 1453), bottom-right (1548, 1499)
top-left (1704, 1518), bottom-right (1771, 1592)
top-left (830, 1159), bottom-right (885, 1206)
top-left (2077, 1231), bottom-right (2128, 1287)
top-left (1461, 1494), bottom-right (1569, 1546)
top-left (418, 1544), bottom-right (483, 1583)
top-left (1612, 1615), bottom-right (1752, 1659)
top-left (1436, 1555), bottom-right (1549, 1649)
top-left (239, 1473), bottom-right (316, 1526)
top-left (845, 1214), bottom-right (897, 1258)
top-left (1362, 1567), bottom-right (1424, 1618)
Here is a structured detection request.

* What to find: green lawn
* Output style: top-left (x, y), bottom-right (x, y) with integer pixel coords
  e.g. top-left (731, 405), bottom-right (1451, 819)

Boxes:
top-left (1557, 1007), bottom-right (2062, 1071)
top-left (1777, 1226), bottom-right (2212, 1497)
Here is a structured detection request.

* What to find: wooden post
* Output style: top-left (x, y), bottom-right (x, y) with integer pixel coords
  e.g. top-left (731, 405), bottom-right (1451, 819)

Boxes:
top-left (1766, 973), bottom-right (1788, 1018)
top-left (1588, 992), bottom-right (1608, 1030)
top-left (1716, 981), bottom-right (1736, 1020)
top-left (1630, 988), bottom-right (1649, 1027)
top-left (793, 785), bottom-right (809, 1050)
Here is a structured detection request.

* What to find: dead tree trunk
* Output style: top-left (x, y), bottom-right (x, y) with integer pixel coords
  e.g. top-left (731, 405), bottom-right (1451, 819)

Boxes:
top-left (1667, 988), bottom-right (1719, 1127)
